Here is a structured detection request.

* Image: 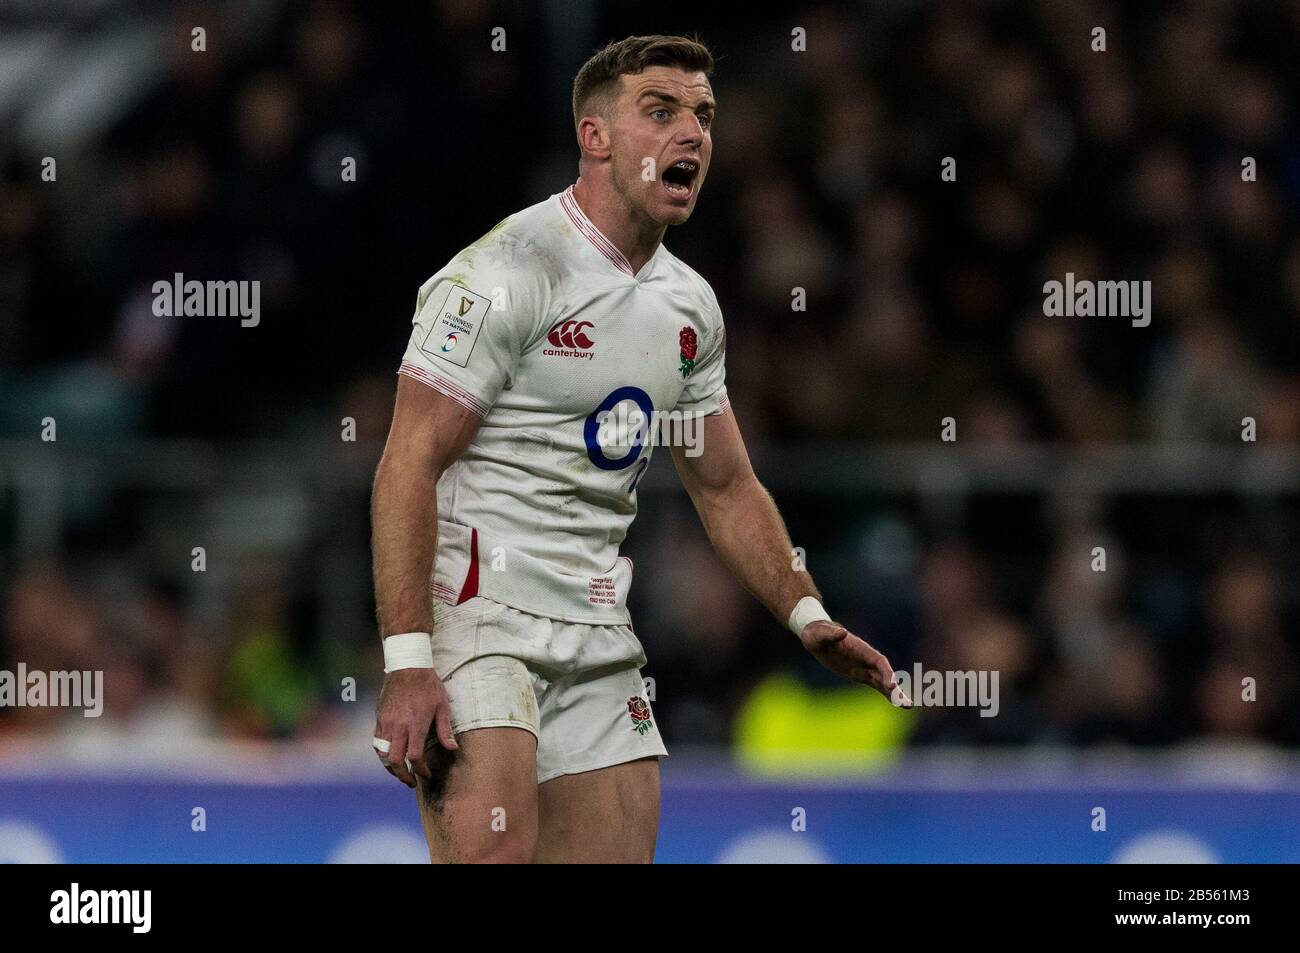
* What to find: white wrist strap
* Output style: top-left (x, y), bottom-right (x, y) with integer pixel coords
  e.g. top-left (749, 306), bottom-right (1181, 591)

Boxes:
top-left (382, 632), bottom-right (434, 673)
top-left (788, 596), bottom-right (831, 636)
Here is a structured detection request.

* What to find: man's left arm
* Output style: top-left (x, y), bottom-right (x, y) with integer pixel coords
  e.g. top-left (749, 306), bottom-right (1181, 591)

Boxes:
top-left (669, 410), bottom-right (911, 705)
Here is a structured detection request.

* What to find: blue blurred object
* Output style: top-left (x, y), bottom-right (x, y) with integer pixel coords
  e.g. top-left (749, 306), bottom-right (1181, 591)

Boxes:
top-left (1, 756), bottom-right (1295, 863)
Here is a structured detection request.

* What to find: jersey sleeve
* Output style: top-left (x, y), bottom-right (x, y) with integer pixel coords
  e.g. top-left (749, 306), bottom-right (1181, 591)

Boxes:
top-left (673, 288), bottom-right (729, 417)
top-left (397, 247), bottom-right (544, 417)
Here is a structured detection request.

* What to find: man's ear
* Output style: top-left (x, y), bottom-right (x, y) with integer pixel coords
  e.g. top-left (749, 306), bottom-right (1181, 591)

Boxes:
top-left (577, 114), bottom-right (611, 161)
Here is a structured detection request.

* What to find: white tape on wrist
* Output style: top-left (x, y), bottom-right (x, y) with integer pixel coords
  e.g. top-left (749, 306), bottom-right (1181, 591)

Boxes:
top-left (382, 632), bottom-right (434, 673)
top-left (788, 596), bottom-right (831, 636)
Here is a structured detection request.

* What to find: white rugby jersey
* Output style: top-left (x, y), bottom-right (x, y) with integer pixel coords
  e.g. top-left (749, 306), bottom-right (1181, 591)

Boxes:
top-left (398, 185), bottom-right (728, 625)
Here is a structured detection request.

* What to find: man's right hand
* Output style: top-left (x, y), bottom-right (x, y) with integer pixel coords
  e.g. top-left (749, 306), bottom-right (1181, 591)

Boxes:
top-left (373, 668), bottom-right (459, 787)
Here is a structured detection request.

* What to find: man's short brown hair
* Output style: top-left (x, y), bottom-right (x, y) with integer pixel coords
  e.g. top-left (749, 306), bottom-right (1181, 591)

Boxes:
top-left (572, 35), bottom-right (714, 126)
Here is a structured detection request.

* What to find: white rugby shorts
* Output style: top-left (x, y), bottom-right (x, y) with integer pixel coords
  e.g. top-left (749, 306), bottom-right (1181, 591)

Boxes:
top-left (430, 596), bottom-right (666, 783)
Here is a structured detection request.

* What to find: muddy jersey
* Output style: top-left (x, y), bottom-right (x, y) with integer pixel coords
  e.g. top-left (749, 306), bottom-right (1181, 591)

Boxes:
top-left (398, 185), bottom-right (728, 624)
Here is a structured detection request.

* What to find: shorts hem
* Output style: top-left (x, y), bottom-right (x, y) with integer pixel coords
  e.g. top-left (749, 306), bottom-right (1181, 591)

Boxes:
top-left (453, 718), bottom-right (539, 741)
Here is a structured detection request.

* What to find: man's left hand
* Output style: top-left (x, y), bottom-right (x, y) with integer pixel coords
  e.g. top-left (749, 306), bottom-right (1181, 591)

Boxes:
top-left (798, 621), bottom-right (913, 707)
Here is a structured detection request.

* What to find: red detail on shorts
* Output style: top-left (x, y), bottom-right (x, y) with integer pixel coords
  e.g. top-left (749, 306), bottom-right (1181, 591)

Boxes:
top-left (456, 528), bottom-right (480, 604)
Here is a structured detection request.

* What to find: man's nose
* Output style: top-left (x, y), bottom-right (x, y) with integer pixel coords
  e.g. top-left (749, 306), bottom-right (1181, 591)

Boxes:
top-left (675, 115), bottom-right (704, 144)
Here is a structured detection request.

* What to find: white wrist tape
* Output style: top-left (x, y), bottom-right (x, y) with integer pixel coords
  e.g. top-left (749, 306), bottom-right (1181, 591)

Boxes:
top-left (382, 632), bottom-right (434, 673)
top-left (788, 596), bottom-right (831, 636)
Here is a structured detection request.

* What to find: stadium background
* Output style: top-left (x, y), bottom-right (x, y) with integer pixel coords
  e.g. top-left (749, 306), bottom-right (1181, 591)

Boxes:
top-left (1, 0), bottom-right (1298, 862)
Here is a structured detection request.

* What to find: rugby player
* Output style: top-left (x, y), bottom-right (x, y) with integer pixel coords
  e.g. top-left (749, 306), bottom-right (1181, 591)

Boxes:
top-left (371, 34), bottom-right (910, 863)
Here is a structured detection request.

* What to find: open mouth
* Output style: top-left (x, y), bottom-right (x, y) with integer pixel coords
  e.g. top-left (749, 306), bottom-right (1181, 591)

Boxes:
top-left (661, 159), bottom-right (699, 198)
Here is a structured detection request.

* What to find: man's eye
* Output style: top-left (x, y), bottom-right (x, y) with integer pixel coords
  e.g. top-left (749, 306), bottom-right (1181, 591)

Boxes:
top-left (651, 109), bottom-right (669, 121)
top-left (699, 114), bottom-right (713, 129)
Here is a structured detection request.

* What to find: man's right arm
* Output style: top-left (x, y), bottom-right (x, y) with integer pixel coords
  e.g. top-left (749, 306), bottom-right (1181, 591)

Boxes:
top-left (370, 373), bottom-right (482, 786)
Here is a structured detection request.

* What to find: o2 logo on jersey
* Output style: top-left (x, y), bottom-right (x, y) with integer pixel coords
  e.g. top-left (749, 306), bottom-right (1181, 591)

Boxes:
top-left (585, 386), bottom-right (655, 473)
top-left (440, 332), bottom-right (459, 352)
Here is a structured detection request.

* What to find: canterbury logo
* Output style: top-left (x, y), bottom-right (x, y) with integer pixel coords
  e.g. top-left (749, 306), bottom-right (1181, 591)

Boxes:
top-left (458, 296), bottom-right (473, 316)
top-left (546, 319), bottom-right (595, 350)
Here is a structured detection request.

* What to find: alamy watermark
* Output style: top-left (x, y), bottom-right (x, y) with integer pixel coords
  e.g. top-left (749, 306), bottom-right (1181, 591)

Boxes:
top-left (594, 402), bottom-right (707, 457)
top-left (50, 883), bottom-right (151, 933)
top-left (1042, 272), bottom-right (1151, 327)
top-left (0, 665), bottom-right (103, 717)
top-left (892, 664), bottom-right (999, 717)
top-left (152, 272), bottom-right (260, 327)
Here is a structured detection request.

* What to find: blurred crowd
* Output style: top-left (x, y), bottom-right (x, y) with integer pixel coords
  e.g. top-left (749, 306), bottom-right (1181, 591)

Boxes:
top-left (2, 0), bottom-right (1298, 753)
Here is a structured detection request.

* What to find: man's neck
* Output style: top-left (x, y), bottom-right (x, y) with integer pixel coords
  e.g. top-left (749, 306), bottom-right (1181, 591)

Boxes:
top-left (571, 176), bottom-right (665, 275)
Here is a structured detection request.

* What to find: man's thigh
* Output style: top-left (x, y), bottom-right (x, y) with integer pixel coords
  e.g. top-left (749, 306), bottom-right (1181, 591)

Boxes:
top-left (533, 756), bottom-right (661, 863)
top-left (416, 725), bottom-right (539, 863)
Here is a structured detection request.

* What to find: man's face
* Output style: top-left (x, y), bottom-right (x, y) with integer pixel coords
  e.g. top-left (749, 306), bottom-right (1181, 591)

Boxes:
top-left (606, 65), bottom-right (714, 226)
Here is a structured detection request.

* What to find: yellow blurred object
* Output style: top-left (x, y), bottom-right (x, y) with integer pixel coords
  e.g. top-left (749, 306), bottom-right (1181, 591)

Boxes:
top-left (734, 671), bottom-right (915, 776)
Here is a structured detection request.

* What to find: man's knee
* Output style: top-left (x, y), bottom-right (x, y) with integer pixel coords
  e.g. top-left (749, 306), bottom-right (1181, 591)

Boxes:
top-left (456, 833), bottom-right (536, 864)
top-left (421, 804), bottom-right (538, 864)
